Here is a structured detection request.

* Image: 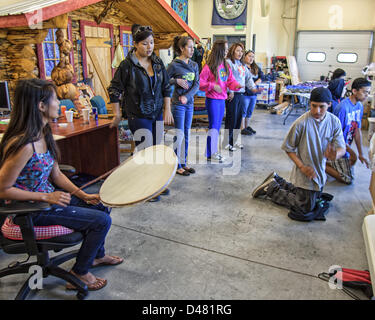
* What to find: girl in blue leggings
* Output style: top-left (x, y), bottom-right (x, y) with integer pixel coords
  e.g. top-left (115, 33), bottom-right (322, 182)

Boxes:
top-left (0, 79), bottom-right (123, 291)
top-left (199, 40), bottom-right (241, 162)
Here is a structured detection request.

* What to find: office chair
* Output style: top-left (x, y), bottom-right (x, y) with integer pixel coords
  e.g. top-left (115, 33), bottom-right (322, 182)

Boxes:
top-left (0, 201), bottom-right (88, 300)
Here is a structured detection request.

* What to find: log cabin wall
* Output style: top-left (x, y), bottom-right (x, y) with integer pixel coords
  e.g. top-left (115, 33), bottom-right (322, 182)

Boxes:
top-left (0, 28), bottom-right (47, 103)
top-left (68, 2), bottom-right (133, 83)
top-left (0, 1), bottom-right (132, 102)
top-left (0, 0), bottom-right (188, 101)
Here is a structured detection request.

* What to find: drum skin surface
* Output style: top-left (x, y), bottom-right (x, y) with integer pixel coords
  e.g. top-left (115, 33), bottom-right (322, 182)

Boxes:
top-left (100, 145), bottom-right (178, 207)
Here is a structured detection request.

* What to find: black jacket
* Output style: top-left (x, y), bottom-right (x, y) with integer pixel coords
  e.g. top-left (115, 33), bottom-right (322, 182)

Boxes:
top-left (328, 78), bottom-right (345, 102)
top-left (108, 49), bottom-right (172, 120)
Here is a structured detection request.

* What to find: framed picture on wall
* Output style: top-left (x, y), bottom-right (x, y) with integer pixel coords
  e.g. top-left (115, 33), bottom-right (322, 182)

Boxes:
top-left (172, 0), bottom-right (188, 24)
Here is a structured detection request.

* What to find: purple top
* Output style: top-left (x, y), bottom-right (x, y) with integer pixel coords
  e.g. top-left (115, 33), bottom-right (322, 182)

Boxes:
top-left (14, 142), bottom-right (55, 193)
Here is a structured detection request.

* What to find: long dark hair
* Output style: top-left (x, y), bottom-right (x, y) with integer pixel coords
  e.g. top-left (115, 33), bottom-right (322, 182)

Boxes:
top-left (173, 35), bottom-right (193, 56)
top-left (242, 50), bottom-right (259, 76)
top-left (207, 40), bottom-right (228, 81)
top-left (332, 68), bottom-right (346, 80)
top-left (0, 79), bottom-right (60, 167)
top-left (227, 42), bottom-right (244, 63)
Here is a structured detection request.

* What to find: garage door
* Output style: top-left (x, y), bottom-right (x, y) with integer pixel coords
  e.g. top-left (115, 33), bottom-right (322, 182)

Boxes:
top-left (295, 31), bottom-right (373, 83)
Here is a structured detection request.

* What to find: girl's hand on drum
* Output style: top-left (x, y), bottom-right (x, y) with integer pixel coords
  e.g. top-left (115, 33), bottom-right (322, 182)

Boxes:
top-left (83, 193), bottom-right (100, 205)
top-left (46, 191), bottom-right (71, 207)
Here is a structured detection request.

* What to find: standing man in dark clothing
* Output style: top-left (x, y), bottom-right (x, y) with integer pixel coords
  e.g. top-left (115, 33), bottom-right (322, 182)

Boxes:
top-left (192, 42), bottom-right (204, 73)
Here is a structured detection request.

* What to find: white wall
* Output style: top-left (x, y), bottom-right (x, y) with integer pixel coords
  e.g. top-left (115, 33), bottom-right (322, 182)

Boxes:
top-left (188, 0), bottom-right (255, 50)
top-left (297, 0), bottom-right (375, 61)
top-left (297, 0), bottom-right (375, 31)
top-left (163, 0), bottom-right (375, 64)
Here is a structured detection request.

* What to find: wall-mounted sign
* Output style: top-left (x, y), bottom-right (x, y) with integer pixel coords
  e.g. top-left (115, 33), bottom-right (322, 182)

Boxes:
top-left (212, 0), bottom-right (247, 25)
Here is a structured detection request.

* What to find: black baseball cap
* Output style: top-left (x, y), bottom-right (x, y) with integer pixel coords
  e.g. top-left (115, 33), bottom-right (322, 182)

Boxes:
top-left (310, 87), bottom-right (332, 103)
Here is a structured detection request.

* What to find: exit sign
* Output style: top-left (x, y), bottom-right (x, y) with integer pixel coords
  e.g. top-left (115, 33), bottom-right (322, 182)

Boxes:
top-left (235, 24), bottom-right (244, 30)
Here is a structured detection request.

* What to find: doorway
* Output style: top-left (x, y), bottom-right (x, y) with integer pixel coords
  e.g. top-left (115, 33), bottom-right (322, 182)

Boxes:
top-left (213, 35), bottom-right (246, 49)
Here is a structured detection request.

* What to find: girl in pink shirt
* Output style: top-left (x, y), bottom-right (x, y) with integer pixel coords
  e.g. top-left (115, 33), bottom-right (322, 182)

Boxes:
top-left (199, 40), bottom-right (241, 161)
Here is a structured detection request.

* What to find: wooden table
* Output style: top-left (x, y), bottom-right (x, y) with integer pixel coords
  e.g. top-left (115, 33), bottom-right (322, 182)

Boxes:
top-left (1, 118), bottom-right (120, 177)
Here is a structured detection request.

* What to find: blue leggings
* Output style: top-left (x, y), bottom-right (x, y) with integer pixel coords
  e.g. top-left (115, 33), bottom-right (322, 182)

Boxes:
top-left (32, 196), bottom-right (112, 275)
top-left (206, 98), bottom-right (225, 158)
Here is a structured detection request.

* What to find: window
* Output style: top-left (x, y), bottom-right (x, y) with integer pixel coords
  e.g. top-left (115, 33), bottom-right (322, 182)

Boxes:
top-left (337, 53), bottom-right (358, 63)
top-left (42, 29), bottom-right (66, 78)
top-left (37, 21), bottom-right (74, 81)
top-left (306, 52), bottom-right (326, 62)
top-left (121, 31), bottom-right (133, 57)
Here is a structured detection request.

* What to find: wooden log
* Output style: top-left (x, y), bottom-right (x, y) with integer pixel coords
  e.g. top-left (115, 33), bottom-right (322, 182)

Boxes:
top-left (12, 59), bottom-right (37, 73)
top-left (7, 29), bottom-right (48, 45)
top-left (0, 30), bottom-right (7, 39)
top-left (44, 14), bottom-right (69, 29)
top-left (68, 2), bottom-right (132, 26)
top-left (9, 14), bottom-right (69, 30)
top-left (7, 45), bottom-right (36, 59)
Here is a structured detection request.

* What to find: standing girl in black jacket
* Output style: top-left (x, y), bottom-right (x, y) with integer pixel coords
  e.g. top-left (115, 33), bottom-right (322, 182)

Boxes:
top-left (107, 24), bottom-right (173, 201)
top-left (108, 24), bottom-right (173, 147)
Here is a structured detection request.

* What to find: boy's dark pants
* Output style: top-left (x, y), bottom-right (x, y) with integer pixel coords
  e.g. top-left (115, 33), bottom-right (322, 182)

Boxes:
top-left (266, 176), bottom-right (321, 215)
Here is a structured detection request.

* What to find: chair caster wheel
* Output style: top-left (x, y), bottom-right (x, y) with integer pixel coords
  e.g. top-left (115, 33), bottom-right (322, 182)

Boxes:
top-left (77, 291), bottom-right (88, 300)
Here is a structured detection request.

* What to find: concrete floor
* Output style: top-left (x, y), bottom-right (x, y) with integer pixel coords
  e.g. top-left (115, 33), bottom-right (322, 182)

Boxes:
top-left (0, 108), bottom-right (373, 300)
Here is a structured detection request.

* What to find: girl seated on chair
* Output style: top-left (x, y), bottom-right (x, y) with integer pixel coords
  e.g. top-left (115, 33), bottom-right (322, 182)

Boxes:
top-left (0, 79), bottom-right (123, 291)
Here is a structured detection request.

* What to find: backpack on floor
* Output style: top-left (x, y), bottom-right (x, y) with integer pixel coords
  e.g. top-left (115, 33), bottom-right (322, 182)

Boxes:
top-left (319, 268), bottom-right (373, 300)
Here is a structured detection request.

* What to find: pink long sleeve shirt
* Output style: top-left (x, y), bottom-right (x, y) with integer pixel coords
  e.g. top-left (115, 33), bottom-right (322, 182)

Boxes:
top-left (199, 63), bottom-right (240, 100)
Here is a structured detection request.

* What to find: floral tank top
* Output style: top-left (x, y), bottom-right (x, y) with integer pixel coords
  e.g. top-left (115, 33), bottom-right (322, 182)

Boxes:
top-left (14, 142), bottom-right (55, 193)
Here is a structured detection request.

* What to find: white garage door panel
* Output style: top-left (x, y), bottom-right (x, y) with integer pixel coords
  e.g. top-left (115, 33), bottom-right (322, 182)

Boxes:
top-left (298, 32), bottom-right (372, 49)
top-left (298, 48), bottom-right (369, 65)
top-left (298, 65), bottom-right (330, 81)
top-left (296, 31), bottom-right (373, 82)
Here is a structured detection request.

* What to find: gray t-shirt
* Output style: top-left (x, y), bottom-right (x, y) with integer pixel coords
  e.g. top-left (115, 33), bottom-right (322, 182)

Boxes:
top-left (281, 111), bottom-right (346, 191)
top-left (226, 59), bottom-right (255, 93)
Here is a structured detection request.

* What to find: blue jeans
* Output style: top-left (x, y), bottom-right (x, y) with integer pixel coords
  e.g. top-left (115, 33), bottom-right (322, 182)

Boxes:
top-left (206, 98), bottom-right (225, 158)
top-left (128, 110), bottom-right (163, 150)
top-left (32, 196), bottom-right (112, 275)
top-left (243, 95), bottom-right (257, 118)
top-left (172, 104), bottom-right (194, 169)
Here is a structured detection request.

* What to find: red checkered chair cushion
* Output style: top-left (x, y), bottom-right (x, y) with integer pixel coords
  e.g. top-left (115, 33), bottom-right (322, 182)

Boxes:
top-left (1, 217), bottom-right (74, 240)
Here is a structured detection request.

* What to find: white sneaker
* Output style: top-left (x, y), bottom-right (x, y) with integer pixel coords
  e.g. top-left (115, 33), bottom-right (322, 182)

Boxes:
top-left (208, 152), bottom-right (225, 163)
top-left (224, 144), bottom-right (237, 152)
top-left (234, 143), bottom-right (244, 149)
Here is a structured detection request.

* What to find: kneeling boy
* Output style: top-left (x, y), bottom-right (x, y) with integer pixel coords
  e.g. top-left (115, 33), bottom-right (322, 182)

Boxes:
top-left (252, 87), bottom-right (346, 221)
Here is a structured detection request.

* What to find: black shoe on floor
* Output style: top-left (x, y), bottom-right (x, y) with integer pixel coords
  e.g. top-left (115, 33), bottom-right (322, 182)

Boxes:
top-left (161, 188), bottom-right (170, 196)
top-left (183, 167), bottom-right (196, 174)
top-left (241, 129), bottom-right (252, 135)
top-left (247, 126), bottom-right (256, 134)
top-left (148, 195), bottom-right (161, 202)
top-left (177, 169), bottom-right (190, 176)
top-left (252, 177), bottom-right (276, 198)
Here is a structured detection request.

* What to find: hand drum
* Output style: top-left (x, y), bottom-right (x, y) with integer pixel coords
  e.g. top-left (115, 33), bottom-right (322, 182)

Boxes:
top-left (99, 145), bottom-right (178, 207)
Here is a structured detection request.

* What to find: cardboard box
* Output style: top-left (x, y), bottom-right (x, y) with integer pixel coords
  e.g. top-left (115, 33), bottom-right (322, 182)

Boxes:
top-left (256, 82), bottom-right (276, 104)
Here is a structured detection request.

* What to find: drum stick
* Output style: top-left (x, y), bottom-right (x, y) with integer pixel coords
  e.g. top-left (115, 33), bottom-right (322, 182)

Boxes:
top-left (70, 166), bottom-right (118, 196)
